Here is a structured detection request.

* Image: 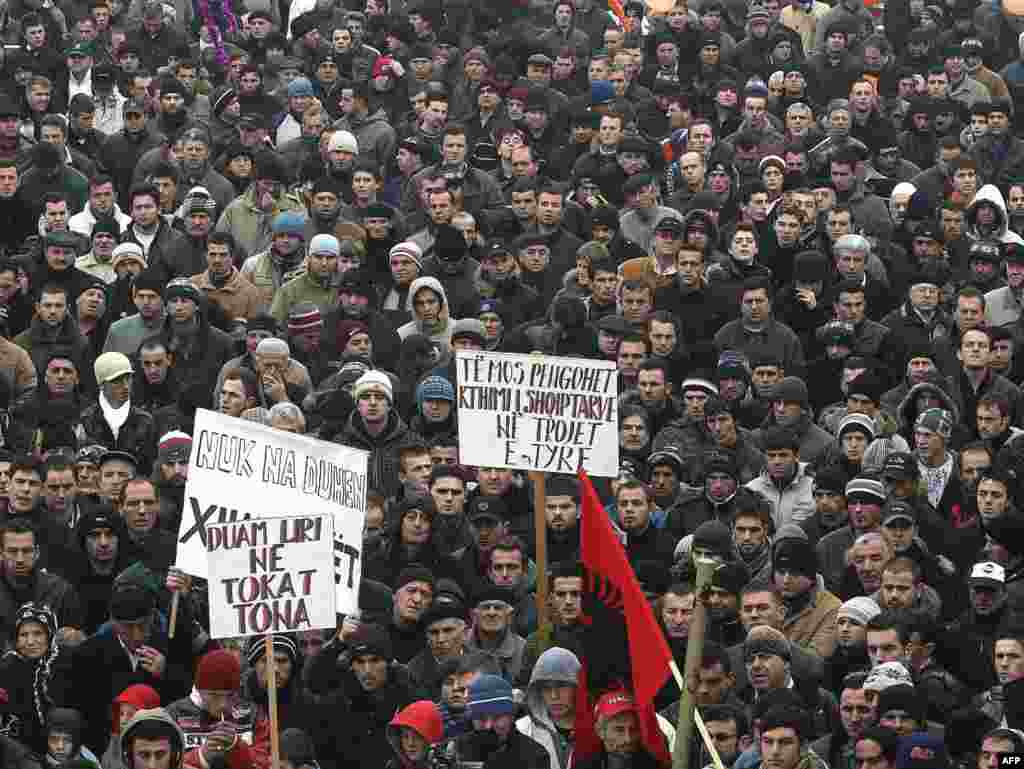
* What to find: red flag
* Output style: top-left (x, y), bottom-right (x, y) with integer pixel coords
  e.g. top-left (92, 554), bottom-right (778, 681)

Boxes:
top-left (577, 470), bottom-right (673, 765)
top-left (572, 661), bottom-right (602, 766)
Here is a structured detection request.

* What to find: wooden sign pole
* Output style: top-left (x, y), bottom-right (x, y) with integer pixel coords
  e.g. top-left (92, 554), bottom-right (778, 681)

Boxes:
top-left (529, 470), bottom-right (548, 628)
top-left (265, 636), bottom-right (280, 769)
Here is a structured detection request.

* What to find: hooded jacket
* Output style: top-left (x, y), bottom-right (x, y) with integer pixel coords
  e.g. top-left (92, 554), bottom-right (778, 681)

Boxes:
top-left (965, 184), bottom-right (1024, 245)
top-left (385, 701), bottom-right (443, 769)
top-left (100, 686), bottom-right (161, 769)
top-left (896, 378), bottom-right (963, 445)
top-left (397, 277), bottom-right (457, 358)
top-left (515, 648), bottom-right (580, 769)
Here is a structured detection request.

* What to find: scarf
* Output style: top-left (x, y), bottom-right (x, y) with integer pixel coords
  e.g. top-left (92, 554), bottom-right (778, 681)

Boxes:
top-left (919, 454), bottom-right (953, 507)
top-left (99, 393), bottom-right (131, 440)
top-left (208, 268), bottom-right (233, 289)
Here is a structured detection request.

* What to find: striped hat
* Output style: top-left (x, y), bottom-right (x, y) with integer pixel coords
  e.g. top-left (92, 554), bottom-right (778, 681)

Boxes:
top-left (838, 413), bottom-right (876, 440)
top-left (916, 408), bottom-right (953, 439)
top-left (287, 302), bottom-right (322, 334)
top-left (158, 431), bottom-right (192, 463)
top-left (682, 377), bottom-right (718, 398)
top-left (389, 241), bottom-right (423, 269)
top-left (845, 476), bottom-right (886, 503)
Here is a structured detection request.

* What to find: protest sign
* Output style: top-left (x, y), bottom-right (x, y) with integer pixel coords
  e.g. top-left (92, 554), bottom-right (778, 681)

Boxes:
top-left (456, 350), bottom-right (619, 477)
top-left (175, 409), bottom-right (368, 614)
top-left (206, 513), bottom-right (336, 639)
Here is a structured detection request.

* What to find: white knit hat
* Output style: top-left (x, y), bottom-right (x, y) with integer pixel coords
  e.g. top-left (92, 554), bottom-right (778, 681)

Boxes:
top-left (353, 370), bottom-right (393, 403)
top-left (328, 130), bottom-right (358, 154)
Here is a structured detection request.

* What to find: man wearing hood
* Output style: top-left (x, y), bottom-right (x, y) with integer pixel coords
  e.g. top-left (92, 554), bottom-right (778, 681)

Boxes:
top-left (100, 685), bottom-right (161, 769)
top-left (965, 183), bottom-right (1024, 246)
top-left (385, 700), bottom-right (443, 769)
top-left (516, 647), bottom-right (580, 769)
top-left (64, 506), bottom-right (132, 633)
top-left (397, 277), bottom-right (456, 359)
top-left (117, 708), bottom-right (187, 769)
top-left (270, 234), bottom-right (343, 325)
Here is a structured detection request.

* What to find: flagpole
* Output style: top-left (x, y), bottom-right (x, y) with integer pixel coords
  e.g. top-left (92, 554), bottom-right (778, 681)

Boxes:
top-left (529, 470), bottom-right (548, 628)
top-left (672, 556), bottom-right (717, 769)
top-left (669, 662), bottom-right (726, 769)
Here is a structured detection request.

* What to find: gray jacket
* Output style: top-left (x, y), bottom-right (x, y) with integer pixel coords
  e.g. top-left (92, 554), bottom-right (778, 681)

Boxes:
top-left (515, 647), bottom-right (581, 769)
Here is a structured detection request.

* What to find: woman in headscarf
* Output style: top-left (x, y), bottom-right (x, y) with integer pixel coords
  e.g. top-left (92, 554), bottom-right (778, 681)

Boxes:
top-left (0, 603), bottom-right (63, 753)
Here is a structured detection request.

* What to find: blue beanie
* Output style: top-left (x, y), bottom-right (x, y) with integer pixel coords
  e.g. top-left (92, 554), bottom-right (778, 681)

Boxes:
top-left (416, 375), bottom-right (454, 406)
top-left (466, 674), bottom-right (515, 718)
top-left (591, 80), bottom-right (615, 105)
top-left (272, 211), bottom-right (306, 237)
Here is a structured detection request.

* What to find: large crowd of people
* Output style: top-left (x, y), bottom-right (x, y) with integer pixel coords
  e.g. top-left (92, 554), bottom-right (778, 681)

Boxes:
top-left (0, 0), bottom-right (1024, 767)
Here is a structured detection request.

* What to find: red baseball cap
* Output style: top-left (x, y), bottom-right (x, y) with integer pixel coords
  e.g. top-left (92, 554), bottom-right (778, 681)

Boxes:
top-left (594, 691), bottom-right (636, 720)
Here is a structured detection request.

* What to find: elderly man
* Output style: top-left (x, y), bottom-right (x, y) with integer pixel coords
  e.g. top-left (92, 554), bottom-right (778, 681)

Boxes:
top-left (408, 598), bottom-right (471, 699)
top-left (831, 234), bottom-right (892, 318)
top-left (250, 337), bottom-right (312, 409)
top-left (465, 585), bottom-right (527, 684)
